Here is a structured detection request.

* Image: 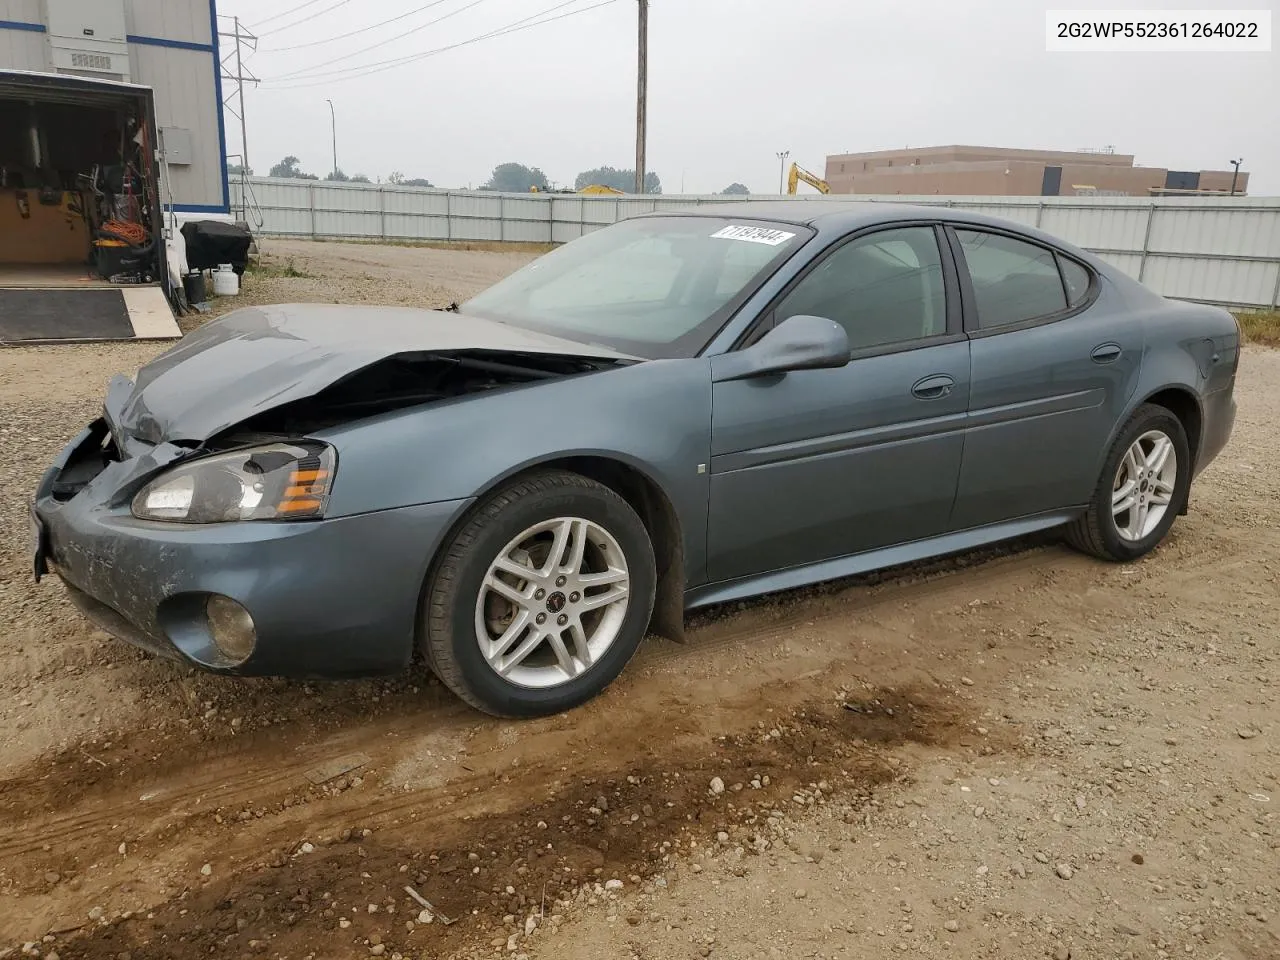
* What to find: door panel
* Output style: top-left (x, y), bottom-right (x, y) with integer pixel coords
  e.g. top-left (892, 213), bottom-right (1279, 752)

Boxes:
top-left (953, 298), bottom-right (1142, 528)
top-left (707, 340), bottom-right (971, 583)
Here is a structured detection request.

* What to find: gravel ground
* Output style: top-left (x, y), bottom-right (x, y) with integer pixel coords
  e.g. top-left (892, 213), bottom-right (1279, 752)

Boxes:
top-left (0, 241), bottom-right (1276, 960)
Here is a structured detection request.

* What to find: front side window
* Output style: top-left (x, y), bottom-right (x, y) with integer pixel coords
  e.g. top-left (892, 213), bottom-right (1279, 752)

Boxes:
top-left (463, 216), bottom-right (809, 359)
top-left (774, 226), bottom-right (948, 352)
top-left (955, 229), bottom-right (1067, 328)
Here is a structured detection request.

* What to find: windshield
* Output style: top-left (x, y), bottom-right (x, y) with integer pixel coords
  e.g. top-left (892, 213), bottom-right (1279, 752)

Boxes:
top-left (462, 216), bottom-right (811, 358)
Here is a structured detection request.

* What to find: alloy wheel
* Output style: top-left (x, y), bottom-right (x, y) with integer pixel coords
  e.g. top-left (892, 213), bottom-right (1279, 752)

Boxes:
top-left (474, 516), bottom-right (631, 688)
top-left (1111, 429), bottom-right (1177, 542)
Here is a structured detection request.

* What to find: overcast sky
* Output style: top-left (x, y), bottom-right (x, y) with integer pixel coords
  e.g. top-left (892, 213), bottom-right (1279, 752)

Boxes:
top-left (215, 0), bottom-right (1279, 194)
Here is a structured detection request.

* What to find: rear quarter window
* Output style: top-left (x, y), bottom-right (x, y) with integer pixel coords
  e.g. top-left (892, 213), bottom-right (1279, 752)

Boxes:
top-left (1058, 255), bottom-right (1092, 307)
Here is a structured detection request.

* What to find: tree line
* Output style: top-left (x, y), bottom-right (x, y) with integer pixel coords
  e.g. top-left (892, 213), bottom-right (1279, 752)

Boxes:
top-left (238, 157), bottom-right (753, 195)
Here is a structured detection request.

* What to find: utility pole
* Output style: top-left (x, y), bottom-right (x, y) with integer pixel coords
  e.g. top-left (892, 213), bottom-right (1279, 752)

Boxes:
top-left (777, 150), bottom-right (790, 193)
top-left (326, 99), bottom-right (338, 177)
top-left (1229, 158), bottom-right (1243, 196)
top-left (232, 18), bottom-right (250, 174)
top-left (218, 16), bottom-right (259, 219)
top-left (634, 0), bottom-right (647, 194)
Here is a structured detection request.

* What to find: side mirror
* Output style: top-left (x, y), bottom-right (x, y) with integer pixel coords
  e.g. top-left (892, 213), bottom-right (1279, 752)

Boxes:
top-left (712, 314), bottom-right (850, 383)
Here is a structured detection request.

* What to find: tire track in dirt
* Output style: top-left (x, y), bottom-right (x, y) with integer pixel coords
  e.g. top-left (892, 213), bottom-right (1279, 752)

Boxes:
top-left (26, 686), bottom-right (989, 959)
top-left (1, 539), bottom-right (1063, 864)
top-left (3, 521), bottom-right (1270, 872)
top-left (0, 531), bottom-right (1070, 944)
top-left (4, 515), bottom-right (1276, 952)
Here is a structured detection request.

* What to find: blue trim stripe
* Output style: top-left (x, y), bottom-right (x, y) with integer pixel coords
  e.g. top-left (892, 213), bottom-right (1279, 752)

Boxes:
top-left (0, 19), bottom-right (212, 52)
top-left (173, 203), bottom-right (233, 214)
top-left (210, 0), bottom-right (230, 213)
top-left (127, 34), bottom-right (214, 52)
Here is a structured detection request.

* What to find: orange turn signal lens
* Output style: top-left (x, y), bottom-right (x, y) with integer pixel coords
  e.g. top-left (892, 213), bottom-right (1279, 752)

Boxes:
top-left (277, 498), bottom-right (323, 514)
top-left (270, 456), bottom-right (334, 519)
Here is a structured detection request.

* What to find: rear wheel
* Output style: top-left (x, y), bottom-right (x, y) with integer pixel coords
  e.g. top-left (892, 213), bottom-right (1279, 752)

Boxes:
top-left (1065, 404), bottom-right (1190, 562)
top-left (422, 471), bottom-right (656, 717)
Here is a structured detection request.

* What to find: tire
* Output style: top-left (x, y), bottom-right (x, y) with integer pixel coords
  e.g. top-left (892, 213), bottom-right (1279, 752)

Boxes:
top-left (1065, 403), bottom-right (1191, 562)
top-left (421, 470), bottom-right (656, 718)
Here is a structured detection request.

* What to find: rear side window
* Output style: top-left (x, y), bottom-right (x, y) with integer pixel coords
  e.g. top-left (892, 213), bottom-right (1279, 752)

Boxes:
top-left (956, 229), bottom-right (1067, 328)
top-left (1058, 255), bottom-right (1092, 306)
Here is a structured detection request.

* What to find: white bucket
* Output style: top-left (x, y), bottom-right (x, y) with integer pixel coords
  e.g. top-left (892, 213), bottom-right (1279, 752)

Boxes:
top-left (212, 264), bottom-right (240, 296)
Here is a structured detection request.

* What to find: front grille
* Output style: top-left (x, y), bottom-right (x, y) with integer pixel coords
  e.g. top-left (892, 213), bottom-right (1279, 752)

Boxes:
top-left (51, 421), bottom-right (117, 502)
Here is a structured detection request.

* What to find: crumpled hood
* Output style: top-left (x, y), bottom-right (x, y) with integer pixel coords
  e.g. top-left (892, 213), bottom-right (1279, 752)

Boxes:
top-left (106, 303), bottom-right (634, 445)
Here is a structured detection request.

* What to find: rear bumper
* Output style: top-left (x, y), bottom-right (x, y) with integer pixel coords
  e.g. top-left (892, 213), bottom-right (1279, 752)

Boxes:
top-left (33, 430), bottom-right (471, 678)
top-left (1196, 384), bottom-right (1236, 477)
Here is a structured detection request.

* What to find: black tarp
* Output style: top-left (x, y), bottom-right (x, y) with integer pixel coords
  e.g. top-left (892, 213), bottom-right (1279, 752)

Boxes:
top-left (181, 220), bottom-right (253, 274)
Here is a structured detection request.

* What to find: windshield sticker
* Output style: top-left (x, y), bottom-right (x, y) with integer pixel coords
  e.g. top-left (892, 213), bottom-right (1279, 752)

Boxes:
top-left (710, 225), bottom-right (797, 246)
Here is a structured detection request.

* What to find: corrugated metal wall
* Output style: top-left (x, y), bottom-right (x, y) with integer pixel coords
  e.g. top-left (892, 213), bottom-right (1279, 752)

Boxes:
top-left (0, 0), bottom-right (226, 212)
top-left (124, 0), bottom-right (210, 45)
top-left (232, 179), bottom-right (1280, 309)
top-left (131, 43), bottom-right (223, 210)
top-left (0, 0), bottom-right (43, 23)
top-left (0, 1), bottom-right (46, 71)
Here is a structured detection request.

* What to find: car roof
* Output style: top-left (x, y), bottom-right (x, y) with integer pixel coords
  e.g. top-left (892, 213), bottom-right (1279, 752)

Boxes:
top-left (635, 199), bottom-right (1100, 261)
top-left (638, 199), bottom-right (1027, 232)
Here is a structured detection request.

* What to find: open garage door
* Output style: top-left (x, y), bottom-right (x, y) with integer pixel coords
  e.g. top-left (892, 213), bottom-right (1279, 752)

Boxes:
top-left (0, 69), bottom-right (180, 343)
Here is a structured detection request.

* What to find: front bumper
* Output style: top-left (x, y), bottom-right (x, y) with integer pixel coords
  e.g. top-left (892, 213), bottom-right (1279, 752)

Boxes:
top-left (32, 427), bottom-right (471, 678)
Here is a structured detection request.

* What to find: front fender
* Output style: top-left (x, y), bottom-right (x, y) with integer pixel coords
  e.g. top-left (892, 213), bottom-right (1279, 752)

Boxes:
top-left (314, 358), bottom-right (714, 579)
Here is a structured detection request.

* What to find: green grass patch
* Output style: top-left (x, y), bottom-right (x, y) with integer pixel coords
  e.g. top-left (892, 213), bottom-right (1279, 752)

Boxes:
top-left (304, 237), bottom-right (558, 254)
top-left (249, 258), bottom-right (311, 279)
top-left (1234, 310), bottom-right (1280, 347)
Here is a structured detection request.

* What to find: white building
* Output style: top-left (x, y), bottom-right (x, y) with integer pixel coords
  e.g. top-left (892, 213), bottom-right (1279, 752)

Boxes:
top-left (1, 0), bottom-right (228, 215)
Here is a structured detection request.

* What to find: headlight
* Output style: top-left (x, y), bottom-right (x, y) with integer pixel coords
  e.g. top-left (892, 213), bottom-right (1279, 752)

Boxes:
top-left (131, 442), bottom-right (335, 523)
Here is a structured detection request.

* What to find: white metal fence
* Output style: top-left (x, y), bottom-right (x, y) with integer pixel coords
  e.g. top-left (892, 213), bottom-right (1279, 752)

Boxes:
top-left (230, 177), bottom-right (1280, 309)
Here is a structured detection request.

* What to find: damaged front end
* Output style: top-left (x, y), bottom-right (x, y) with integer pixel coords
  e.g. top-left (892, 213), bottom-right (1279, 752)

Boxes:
top-left (28, 304), bottom-right (640, 677)
top-left (37, 344), bottom-right (625, 556)
top-left (214, 348), bottom-right (622, 440)
top-left (109, 302), bottom-right (639, 447)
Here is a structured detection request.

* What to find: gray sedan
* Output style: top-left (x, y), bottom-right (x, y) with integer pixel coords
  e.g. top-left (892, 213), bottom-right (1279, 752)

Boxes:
top-left (31, 202), bottom-right (1238, 717)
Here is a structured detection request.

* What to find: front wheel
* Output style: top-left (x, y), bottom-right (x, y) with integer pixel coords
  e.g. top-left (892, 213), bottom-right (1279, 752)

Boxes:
top-left (1065, 403), bottom-right (1190, 562)
top-left (421, 471), bottom-right (656, 718)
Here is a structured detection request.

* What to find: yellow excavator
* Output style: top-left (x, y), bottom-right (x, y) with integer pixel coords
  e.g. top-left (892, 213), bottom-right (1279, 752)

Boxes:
top-left (529, 184), bottom-right (625, 195)
top-left (786, 162), bottom-right (830, 195)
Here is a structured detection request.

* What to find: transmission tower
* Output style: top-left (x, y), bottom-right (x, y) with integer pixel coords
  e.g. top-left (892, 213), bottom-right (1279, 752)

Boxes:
top-left (218, 16), bottom-right (259, 219)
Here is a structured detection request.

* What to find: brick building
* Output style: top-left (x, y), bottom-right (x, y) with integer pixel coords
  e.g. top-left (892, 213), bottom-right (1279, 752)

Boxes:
top-left (823, 145), bottom-right (1248, 197)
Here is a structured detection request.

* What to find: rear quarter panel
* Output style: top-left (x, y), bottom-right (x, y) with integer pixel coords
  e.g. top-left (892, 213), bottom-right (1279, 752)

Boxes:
top-left (1113, 291), bottom-right (1239, 476)
top-left (312, 358), bottom-right (715, 583)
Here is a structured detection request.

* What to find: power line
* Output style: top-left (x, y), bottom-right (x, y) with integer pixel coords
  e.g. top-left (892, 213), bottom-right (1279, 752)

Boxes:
top-left (269, 0), bottom-right (494, 81)
top-left (264, 0), bottom-right (612, 88)
top-left (259, 0), bottom-right (359, 37)
top-left (266, 0), bottom-right (596, 85)
top-left (264, 0), bottom-right (455, 51)
top-left (250, 0), bottom-right (331, 29)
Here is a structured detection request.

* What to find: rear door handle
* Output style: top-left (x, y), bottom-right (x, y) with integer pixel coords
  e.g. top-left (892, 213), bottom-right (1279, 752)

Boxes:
top-left (911, 374), bottom-right (954, 400)
top-left (1091, 342), bottom-right (1122, 364)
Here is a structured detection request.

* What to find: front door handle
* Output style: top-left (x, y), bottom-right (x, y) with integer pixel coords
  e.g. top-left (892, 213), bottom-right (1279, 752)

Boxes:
top-left (1091, 342), bottom-right (1122, 364)
top-left (911, 374), bottom-right (954, 400)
